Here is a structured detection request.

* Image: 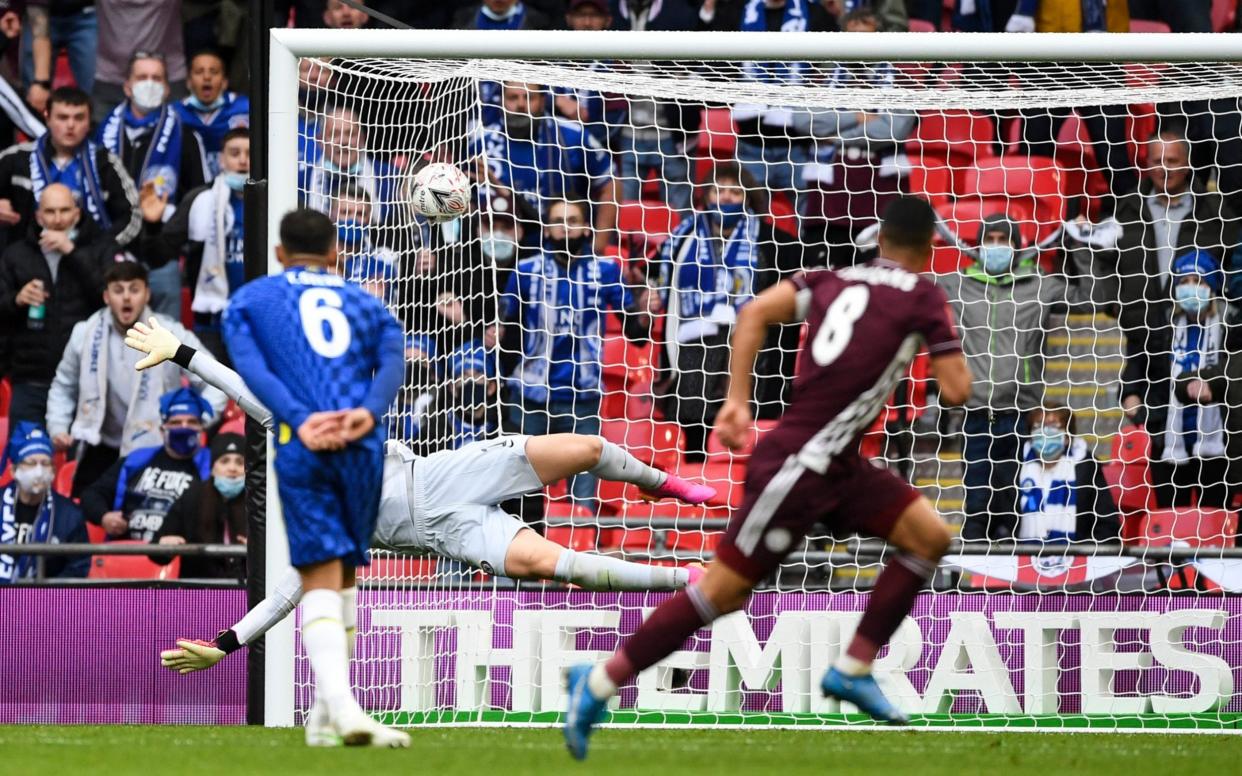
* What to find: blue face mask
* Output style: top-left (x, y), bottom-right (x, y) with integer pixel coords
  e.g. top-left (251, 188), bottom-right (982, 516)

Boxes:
top-left (1031, 425), bottom-right (1066, 461)
top-left (323, 159), bottom-right (362, 176)
top-left (1176, 282), bottom-right (1213, 315)
top-left (166, 426), bottom-right (201, 457)
top-left (707, 201), bottom-right (745, 232)
top-left (214, 475), bottom-right (244, 500)
top-left (188, 94), bottom-right (226, 112)
top-left (980, 244), bottom-right (1014, 275)
top-left (223, 171), bottom-right (247, 192)
top-left (481, 230), bottom-right (518, 263)
top-left (337, 221), bottom-right (367, 249)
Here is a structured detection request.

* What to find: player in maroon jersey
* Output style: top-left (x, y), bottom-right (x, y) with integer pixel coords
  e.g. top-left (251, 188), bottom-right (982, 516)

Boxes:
top-left (563, 196), bottom-right (973, 757)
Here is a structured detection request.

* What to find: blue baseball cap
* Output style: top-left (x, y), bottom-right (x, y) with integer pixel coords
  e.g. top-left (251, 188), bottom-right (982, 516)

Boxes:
top-left (2, 421), bottom-right (54, 471)
top-left (159, 386), bottom-right (213, 422)
top-left (1172, 250), bottom-right (1223, 293)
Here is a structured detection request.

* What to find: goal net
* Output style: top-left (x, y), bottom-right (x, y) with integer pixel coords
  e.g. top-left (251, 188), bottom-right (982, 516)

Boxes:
top-left (271, 30), bottom-right (1242, 731)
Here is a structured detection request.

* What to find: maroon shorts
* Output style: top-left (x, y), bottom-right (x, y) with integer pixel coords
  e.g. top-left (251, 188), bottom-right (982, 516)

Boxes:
top-left (715, 449), bottom-right (921, 582)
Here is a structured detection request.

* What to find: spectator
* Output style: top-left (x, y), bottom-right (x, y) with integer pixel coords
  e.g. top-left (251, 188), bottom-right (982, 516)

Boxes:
top-left (501, 197), bottom-right (656, 510)
top-left (81, 386), bottom-right (214, 542)
top-left (813, 0), bottom-right (907, 31)
top-left (0, 422), bottom-right (89, 582)
top-left (655, 163), bottom-right (802, 458)
top-left (152, 431), bottom-right (246, 579)
top-left (1011, 404), bottom-right (1121, 542)
top-left (1177, 325), bottom-right (1242, 517)
top-left (1122, 250), bottom-right (1239, 509)
top-left (323, 0), bottom-right (370, 28)
top-left (1129, 0), bottom-right (1211, 32)
top-left (1002, 0), bottom-right (1127, 31)
top-left (97, 50), bottom-right (209, 318)
top-left (796, 7), bottom-right (915, 267)
top-left (330, 183), bottom-right (400, 302)
top-left (937, 214), bottom-right (1079, 541)
top-left (1111, 127), bottom-right (1239, 332)
top-left (454, 0), bottom-right (553, 29)
top-left (22, 1), bottom-right (97, 114)
top-left (412, 344), bottom-right (501, 456)
top-left (0, 183), bottom-right (115, 424)
top-left (92, 0), bottom-right (187, 120)
top-left (181, 0), bottom-right (251, 92)
top-left (173, 49), bottom-right (251, 181)
top-left (45, 261), bottom-right (226, 497)
top-left (136, 128), bottom-right (250, 363)
top-left (700, 0), bottom-right (828, 214)
top-left (0, 86), bottom-right (139, 251)
top-left (300, 104), bottom-right (398, 223)
top-left (297, 56), bottom-right (334, 166)
top-left (474, 82), bottom-right (617, 253)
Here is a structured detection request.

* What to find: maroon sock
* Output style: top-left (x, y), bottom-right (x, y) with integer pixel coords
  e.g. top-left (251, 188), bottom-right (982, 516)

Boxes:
top-left (848, 553), bottom-right (936, 663)
top-left (604, 586), bottom-right (718, 685)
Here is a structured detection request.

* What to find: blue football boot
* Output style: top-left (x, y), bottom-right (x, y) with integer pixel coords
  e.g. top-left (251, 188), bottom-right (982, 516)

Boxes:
top-left (564, 664), bottom-right (608, 760)
top-left (821, 667), bottom-right (910, 725)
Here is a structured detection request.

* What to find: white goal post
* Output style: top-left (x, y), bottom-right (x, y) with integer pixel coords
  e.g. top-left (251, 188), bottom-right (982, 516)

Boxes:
top-left (263, 29), bottom-right (1242, 731)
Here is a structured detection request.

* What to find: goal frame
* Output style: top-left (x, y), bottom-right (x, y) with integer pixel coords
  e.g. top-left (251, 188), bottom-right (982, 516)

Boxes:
top-left (262, 28), bottom-right (1242, 728)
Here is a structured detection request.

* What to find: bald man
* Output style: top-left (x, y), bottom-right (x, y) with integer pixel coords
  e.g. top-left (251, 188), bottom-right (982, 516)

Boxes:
top-left (0, 182), bottom-right (119, 424)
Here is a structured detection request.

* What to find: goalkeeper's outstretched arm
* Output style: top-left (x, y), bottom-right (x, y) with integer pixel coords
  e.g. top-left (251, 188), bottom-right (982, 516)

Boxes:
top-left (126, 318), bottom-right (275, 430)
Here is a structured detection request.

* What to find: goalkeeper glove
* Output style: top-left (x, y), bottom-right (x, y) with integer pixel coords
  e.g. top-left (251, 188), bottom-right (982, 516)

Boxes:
top-left (160, 638), bottom-right (227, 674)
top-left (126, 317), bottom-right (183, 371)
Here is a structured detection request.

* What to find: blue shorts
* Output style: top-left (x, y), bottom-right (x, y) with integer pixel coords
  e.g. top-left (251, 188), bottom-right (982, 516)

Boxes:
top-left (274, 436), bottom-right (383, 568)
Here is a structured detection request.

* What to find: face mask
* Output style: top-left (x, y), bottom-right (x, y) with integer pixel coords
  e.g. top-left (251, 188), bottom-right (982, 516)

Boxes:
top-left (14, 464), bottom-right (53, 497)
top-left (708, 201), bottom-right (746, 232)
top-left (481, 230), bottom-right (518, 263)
top-left (547, 233), bottom-right (589, 260)
top-left (979, 244), bottom-right (1014, 275)
top-left (455, 379), bottom-right (489, 408)
top-left (131, 80), bottom-right (167, 112)
top-left (323, 158), bottom-right (362, 176)
top-left (214, 475), bottom-right (245, 500)
top-left (1030, 425), bottom-right (1066, 461)
top-left (188, 94), bottom-right (226, 112)
top-left (440, 217), bottom-right (462, 244)
top-left (337, 220), bottom-right (367, 249)
top-left (166, 426), bottom-right (202, 456)
top-left (223, 171), bottom-right (247, 192)
top-left (504, 112), bottom-right (533, 139)
top-left (1176, 283), bottom-right (1213, 315)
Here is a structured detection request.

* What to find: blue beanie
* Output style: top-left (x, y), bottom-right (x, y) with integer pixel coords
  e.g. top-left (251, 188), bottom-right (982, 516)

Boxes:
top-left (2, 421), bottom-right (54, 472)
top-left (159, 386), bottom-right (213, 422)
top-left (1172, 250), bottom-right (1223, 293)
top-left (448, 344), bottom-right (493, 379)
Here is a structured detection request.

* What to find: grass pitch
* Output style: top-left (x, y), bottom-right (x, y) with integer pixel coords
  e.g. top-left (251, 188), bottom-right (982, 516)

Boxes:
top-left (1, 725), bottom-right (1233, 775)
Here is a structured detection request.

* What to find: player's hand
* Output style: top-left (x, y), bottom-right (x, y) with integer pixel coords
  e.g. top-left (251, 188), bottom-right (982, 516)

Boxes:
top-left (714, 399), bottom-right (752, 451)
top-left (160, 639), bottom-right (226, 674)
top-left (298, 411), bottom-right (347, 451)
top-left (340, 408), bottom-right (376, 443)
top-left (126, 317), bottom-right (183, 370)
top-left (101, 511), bottom-right (128, 537)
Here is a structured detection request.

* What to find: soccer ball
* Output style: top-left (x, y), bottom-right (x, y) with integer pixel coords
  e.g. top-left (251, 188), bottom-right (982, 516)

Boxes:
top-left (410, 163), bottom-right (471, 223)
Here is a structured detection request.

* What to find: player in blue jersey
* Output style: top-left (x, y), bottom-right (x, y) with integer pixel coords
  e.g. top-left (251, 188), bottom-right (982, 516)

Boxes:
top-left (223, 208), bottom-right (409, 748)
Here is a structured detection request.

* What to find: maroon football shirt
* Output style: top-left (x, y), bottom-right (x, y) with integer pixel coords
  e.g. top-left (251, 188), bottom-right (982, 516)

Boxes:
top-left (762, 258), bottom-right (962, 474)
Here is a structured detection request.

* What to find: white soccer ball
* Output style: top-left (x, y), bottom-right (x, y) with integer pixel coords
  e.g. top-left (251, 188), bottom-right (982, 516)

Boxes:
top-left (410, 163), bottom-right (471, 224)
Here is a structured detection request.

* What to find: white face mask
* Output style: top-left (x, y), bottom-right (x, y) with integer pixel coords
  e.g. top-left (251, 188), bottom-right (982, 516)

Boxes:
top-left (131, 80), bottom-right (167, 112)
top-left (14, 464), bottom-right (53, 497)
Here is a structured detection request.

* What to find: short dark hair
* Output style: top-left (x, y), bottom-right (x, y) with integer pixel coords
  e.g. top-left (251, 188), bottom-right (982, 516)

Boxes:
top-left (1029, 402), bottom-right (1076, 436)
top-left (841, 7), bottom-right (879, 27)
top-left (878, 196), bottom-right (937, 251)
top-left (189, 48), bottom-right (227, 70)
top-left (222, 127), bottom-right (250, 148)
top-left (104, 260), bottom-right (149, 286)
top-left (47, 86), bottom-right (91, 116)
top-left (280, 208), bottom-right (336, 255)
top-left (127, 49), bottom-right (167, 79)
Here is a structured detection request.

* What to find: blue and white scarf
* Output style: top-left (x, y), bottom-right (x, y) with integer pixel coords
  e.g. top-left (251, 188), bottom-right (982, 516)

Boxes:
top-left (476, 1), bottom-right (526, 29)
top-left (0, 482), bottom-right (53, 584)
top-left (29, 134), bottom-right (110, 229)
top-left (99, 103), bottom-right (184, 199)
top-left (1164, 313), bottom-right (1226, 461)
top-left (1017, 437), bottom-right (1086, 540)
top-left (740, 0), bottom-right (809, 84)
top-left (174, 92), bottom-right (250, 178)
top-left (664, 212), bottom-right (761, 345)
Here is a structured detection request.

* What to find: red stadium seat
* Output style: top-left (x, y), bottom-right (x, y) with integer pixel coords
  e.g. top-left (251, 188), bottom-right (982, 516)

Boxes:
top-left (546, 525), bottom-right (599, 552)
top-left (1129, 19), bottom-right (1172, 33)
top-left (908, 18), bottom-right (937, 31)
top-left (961, 155), bottom-right (1066, 239)
top-left (85, 522), bottom-right (106, 543)
top-left (1213, 0), bottom-right (1237, 31)
top-left (618, 200), bottom-right (680, 258)
top-left (907, 110), bottom-right (996, 159)
top-left (0, 378), bottom-right (10, 417)
top-left (1138, 508), bottom-right (1238, 590)
top-left (88, 541), bottom-right (181, 580)
top-left (54, 460), bottom-right (76, 498)
top-left (700, 107), bottom-right (738, 159)
top-left (1108, 424), bottom-right (1156, 541)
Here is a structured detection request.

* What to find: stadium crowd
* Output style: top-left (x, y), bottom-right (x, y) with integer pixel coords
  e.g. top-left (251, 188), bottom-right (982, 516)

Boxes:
top-left (0, 0), bottom-right (1241, 586)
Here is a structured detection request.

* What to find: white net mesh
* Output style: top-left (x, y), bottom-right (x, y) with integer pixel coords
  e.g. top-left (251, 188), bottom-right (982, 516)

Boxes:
top-left (288, 53), bottom-right (1242, 729)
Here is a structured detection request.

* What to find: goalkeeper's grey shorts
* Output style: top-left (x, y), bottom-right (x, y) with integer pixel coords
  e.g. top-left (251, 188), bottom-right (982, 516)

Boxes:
top-left (373, 435), bottom-right (540, 576)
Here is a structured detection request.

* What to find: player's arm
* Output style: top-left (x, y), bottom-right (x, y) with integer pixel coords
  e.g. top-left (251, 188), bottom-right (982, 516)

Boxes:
top-left (930, 352), bottom-right (972, 406)
top-left (125, 317), bottom-right (275, 430)
top-left (222, 303), bottom-right (315, 432)
top-left (356, 309), bottom-right (407, 429)
top-left (716, 279), bottom-right (800, 449)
